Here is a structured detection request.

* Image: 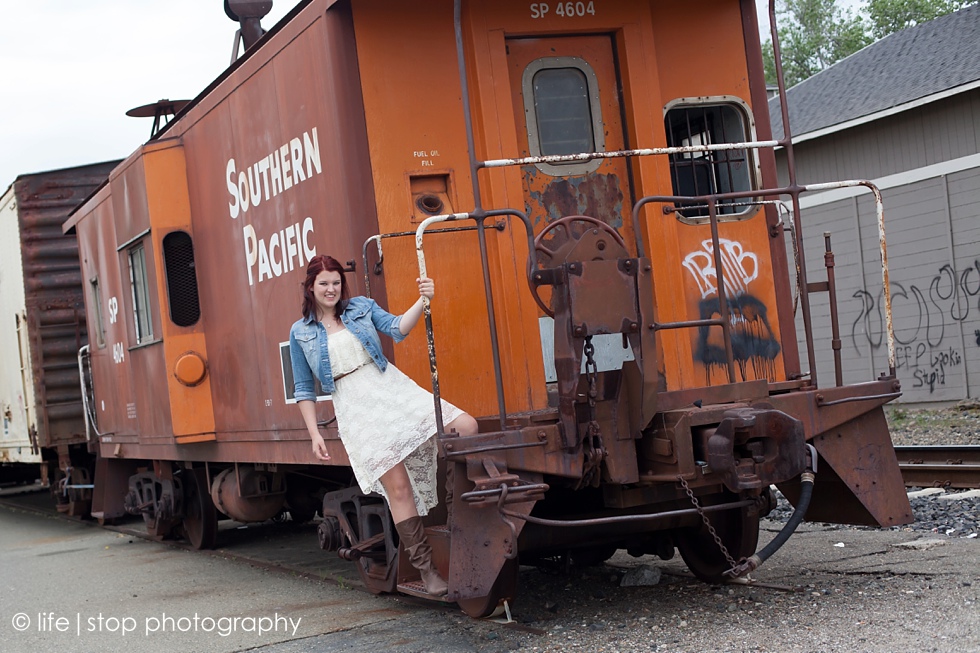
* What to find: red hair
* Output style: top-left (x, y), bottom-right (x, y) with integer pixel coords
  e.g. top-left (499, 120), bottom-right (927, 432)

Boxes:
top-left (302, 255), bottom-right (350, 321)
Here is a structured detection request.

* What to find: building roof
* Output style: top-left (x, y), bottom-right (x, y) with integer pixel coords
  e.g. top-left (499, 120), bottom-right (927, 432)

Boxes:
top-left (769, 4), bottom-right (980, 140)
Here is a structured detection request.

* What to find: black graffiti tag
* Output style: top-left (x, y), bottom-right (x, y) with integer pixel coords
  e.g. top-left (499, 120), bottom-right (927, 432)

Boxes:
top-left (695, 293), bottom-right (781, 383)
top-left (852, 260), bottom-right (980, 353)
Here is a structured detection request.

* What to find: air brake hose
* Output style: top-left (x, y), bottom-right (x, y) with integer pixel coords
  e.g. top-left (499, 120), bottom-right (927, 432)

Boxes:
top-left (726, 443), bottom-right (818, 578)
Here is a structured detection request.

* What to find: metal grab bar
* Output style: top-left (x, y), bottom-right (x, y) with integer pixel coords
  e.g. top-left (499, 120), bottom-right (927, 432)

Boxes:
top-left (360, 224), bottom-right (494, 298)
top-left (414, 209), bottom-right (537, 435)
top-left (480, 140), bottom-right (780, 169)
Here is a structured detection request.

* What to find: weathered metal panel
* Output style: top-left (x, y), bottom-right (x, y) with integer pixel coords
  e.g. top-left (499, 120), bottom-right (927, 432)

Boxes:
top-left (8, 163), bottom-right (118, 450)
top-left (75, 188), bottom-right (139, 438)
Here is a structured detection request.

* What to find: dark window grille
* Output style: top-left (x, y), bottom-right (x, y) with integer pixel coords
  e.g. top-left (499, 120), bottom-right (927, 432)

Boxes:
top-left (665, 103), bottom-right (754, 220)
top-left (163, 231), bottom-right (201, 327)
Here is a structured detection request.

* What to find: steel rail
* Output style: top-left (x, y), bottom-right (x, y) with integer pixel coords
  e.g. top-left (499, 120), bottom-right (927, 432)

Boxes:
top-left (894, 445), bottom-right (980, 489)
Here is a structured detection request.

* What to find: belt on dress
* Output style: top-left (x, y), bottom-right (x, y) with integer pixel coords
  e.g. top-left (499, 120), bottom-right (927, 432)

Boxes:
top-left (333, 362), bottom-right (367, 381)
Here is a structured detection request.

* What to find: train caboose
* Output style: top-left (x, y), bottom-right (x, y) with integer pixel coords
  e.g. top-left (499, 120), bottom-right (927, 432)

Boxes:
top-left (64, 0), bottom-right (912, 616)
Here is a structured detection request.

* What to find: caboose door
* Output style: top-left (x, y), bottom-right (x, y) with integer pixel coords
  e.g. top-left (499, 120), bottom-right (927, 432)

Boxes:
top-left (506, 35), bottom-right (635, 252)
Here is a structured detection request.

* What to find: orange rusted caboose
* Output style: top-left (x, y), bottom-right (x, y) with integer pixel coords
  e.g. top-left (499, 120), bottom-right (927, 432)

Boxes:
top-left (65, 0), bottom-right (910, 616)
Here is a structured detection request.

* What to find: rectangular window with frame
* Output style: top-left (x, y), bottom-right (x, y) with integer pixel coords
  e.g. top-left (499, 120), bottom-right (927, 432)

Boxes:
top-left (664, 99), bottom-right (760, 224)
top-left (522, 56), bottom-right (605, 176)
top-left (89, 277), bottom-right (106, 348)
top-left (128, 243), bottom-right (153, 344)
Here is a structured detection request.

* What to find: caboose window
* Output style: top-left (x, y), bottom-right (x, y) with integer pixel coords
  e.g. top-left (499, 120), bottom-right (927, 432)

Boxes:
top-left (522, 56), bottom-right (605, 176)
top-left (664, 98), bottom-right (760, 224)
top-left (128, 243), bottom-right (153, 344)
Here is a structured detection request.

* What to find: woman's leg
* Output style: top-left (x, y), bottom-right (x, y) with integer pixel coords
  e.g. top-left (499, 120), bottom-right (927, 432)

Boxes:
top-left (378, 462), bottom-right (418, 523)
top-left (445, 412), bottom-right (479, 436)
top-left (381, 461), bottom-right (448, 595)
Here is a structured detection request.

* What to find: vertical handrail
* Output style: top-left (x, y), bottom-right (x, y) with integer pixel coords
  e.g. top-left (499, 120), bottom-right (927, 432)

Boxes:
top-left (823, 232), bottom-right (844, 386)
top-left (706, 199), bottom-right (737, 383)
top-left (361, 235), bottom-right (382, 298)
top-left (414, 213), bottom-right (473, 435)
top-left (474, 215), bottom-right (508, 430)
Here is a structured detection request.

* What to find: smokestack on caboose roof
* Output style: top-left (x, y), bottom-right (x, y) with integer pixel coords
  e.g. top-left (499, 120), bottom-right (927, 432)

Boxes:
top-left (126, 99), bottom-right (191, 138)
top-left (226, 0), bottom-right (273, 63)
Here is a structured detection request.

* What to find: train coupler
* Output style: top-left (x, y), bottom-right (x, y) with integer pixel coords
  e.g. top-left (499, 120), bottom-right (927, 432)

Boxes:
top-left (724, 444), bottom-right (818, 578)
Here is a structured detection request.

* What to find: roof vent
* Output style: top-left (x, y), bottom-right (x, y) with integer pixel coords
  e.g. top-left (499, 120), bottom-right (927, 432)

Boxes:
top-left (226, 0), bottom-right (273, 62)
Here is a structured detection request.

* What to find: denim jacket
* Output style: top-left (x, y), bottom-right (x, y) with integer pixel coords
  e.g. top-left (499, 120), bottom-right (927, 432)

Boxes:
top-left (289, 296), bottom-right (407, 400)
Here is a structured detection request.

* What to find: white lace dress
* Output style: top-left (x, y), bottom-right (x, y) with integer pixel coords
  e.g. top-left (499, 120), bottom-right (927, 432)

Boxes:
top-left (327, 327), bottom-right (463, 516)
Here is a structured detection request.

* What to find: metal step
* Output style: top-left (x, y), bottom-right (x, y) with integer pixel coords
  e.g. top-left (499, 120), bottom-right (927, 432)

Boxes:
top-left (396, 580), bottom-right (453, 602)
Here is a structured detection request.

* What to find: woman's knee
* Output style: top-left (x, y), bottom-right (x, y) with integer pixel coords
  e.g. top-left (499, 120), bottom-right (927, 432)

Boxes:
top-left (380, 465), bottom-right (414, 502)
top-left (447, 413), bottom-right (479, 436)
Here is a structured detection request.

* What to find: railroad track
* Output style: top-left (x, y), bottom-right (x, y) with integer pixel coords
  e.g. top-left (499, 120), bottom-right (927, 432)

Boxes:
top-left (894, 445), bottom-right (980, 489)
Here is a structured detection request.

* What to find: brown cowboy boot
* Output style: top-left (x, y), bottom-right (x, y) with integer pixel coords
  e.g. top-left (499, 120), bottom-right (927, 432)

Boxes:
top-left (394, 516), bottom-right (448, 596)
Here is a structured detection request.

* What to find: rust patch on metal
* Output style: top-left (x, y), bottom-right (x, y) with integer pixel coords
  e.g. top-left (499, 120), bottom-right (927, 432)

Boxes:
top-left (530, 172), bottom-right (625, 229)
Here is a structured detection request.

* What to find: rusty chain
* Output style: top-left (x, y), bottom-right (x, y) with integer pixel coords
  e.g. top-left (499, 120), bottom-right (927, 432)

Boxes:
top-left (678, 475), bottom-right (740, 572)
top-left (577, 337), bottom-right (606, 489)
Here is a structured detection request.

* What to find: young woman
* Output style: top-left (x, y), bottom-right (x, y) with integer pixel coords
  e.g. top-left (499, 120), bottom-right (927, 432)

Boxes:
top-left (289, 254), bottom-right (478, 596)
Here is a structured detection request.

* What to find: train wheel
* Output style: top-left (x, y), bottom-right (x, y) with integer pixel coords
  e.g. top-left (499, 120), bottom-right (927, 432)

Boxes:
top-left (676, 503), bottom-right (759, 584)
top-left (457, 558), bottom-right (519, 618)
top-left (182, 468), bottom-right (218, 550)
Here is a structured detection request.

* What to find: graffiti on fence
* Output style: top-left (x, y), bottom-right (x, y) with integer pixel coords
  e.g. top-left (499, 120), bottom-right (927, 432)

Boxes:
top-left (851, 260), bottom-right (978, 393)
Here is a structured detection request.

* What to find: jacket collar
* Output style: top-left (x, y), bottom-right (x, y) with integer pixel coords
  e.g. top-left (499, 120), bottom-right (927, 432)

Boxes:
top-left (303, 303), bottom-right (348, 325)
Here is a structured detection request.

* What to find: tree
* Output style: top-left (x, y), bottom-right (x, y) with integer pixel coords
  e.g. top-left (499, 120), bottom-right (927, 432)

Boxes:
top-left (867, 0), bottom-right (976, 39)
top-left (763, 0), bottom-right (872, 88)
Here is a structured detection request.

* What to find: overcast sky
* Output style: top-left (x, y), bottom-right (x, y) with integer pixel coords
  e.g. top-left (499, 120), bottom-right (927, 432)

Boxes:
top-left (0, 0), bottom-right (814, 190)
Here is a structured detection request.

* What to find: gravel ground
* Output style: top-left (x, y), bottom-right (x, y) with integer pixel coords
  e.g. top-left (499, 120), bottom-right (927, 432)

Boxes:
top-left (885, 400), bottom-right (980, 446)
